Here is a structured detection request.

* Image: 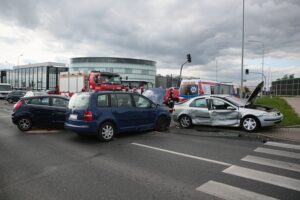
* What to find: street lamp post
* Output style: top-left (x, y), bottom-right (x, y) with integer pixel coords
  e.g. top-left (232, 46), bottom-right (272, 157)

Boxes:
top-left (215, 59), bottom-right (218, 82)
top-left (240, 0), bottom-right (245, 98)
top-left (248, 40), bottom-right (265, 92)
top-left (17, 54), bottom-right (23, 66)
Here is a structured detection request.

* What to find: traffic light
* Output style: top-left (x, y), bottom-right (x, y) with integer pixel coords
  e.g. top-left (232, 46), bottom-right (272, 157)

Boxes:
top-left (245, 69), bottom-right (249, 75)
top-left (187, 54), bottom-right (191, 63)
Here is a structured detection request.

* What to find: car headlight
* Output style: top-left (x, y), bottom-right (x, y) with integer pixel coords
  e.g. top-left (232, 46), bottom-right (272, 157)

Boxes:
top-left (261, 112), bottom-right (279, 117)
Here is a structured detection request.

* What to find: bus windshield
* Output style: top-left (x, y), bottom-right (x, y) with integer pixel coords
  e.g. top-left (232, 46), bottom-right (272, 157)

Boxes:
top-left (0, 84), bottom-right (11, 91)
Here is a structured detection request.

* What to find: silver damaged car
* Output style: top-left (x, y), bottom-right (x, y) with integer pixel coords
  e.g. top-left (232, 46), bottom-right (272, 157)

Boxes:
top-left (173, 82), bottom-right (283, 132)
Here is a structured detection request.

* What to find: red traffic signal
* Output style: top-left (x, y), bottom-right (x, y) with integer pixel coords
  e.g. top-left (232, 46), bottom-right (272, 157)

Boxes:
top-left (187, 54), bottom-right (191, 63)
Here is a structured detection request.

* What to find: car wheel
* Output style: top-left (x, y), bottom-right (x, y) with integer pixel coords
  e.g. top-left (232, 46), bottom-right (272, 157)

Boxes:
top-left (241, 116), bottom-right (259, 132)
top-left (98, 122), bottom-right (115, 142)
top-left (179, 115), bottom-right (192, 128)
top-left (155, 116), bottom-right (169, 132)
top-left (8, 98), bottom-right (13, 103)
top-left (17, 117), bottom-right (32, 131)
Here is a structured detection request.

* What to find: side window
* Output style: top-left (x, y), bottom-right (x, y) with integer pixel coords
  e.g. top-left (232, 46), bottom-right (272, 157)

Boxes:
top-left (133, 94), bottom-right (151, 108)
top-left (190, 98), bottom-right (207, 108)
top-left (97, 94), bottom-right (109, 107)
top-left (52, 98), bottom-right (68, 107)
top-left (209, 99), bottom-right (230, 110)
top-left (28, 97), bottom-right (49, 106)
top-left (115, 94), bottom-right (133, 107)
top-left (110, 94), bottom-right (117, 107)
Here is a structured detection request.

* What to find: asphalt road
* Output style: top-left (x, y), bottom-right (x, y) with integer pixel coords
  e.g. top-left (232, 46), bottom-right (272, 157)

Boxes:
top-left (0, 101), bottom-right (300, 200)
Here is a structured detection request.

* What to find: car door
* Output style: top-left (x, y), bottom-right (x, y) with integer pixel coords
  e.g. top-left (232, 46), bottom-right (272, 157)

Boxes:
top-left (15, 91), bottom-right (25, 102)
top-left (27, 97), bottom-right (52, 125)
top-left (207, 98), bottom-right (239, 126)
top-left (188, 98), bottom-right (211, 125)
top-left (51, 97), bottom-right (69, 125)
top-left (132, 94), bottom-right (156, 129)
top-left (111, 93), bottom-right (139, 131)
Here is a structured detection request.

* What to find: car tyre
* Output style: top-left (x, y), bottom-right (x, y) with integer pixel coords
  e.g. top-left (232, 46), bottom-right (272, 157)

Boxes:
top-left (17, 117), bottom-right (32, 131)
top-left (155, 116), bottom-right (169, 132)
top-left (241, 116), bottom-right (259, 132)
top-left (8, 98), bottom-right (13, 104)
top-left (98, 122), bottom-right (115, 142)
top-left (179, 115), bottom-right (192, 128)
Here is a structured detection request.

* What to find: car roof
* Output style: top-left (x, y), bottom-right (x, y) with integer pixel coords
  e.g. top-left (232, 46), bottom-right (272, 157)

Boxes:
top-left (22, 95), bottom-right (69, 100)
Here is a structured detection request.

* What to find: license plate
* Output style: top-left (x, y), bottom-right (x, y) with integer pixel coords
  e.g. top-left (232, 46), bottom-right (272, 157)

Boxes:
top-left (69, 114), bottom-right (77, 120)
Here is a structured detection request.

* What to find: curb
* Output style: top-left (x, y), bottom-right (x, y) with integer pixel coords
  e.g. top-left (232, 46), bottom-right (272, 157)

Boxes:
top-left (255, 133), bottom-right (300, 144)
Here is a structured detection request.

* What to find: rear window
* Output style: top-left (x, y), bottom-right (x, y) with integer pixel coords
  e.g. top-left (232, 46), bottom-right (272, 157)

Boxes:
top-left (68, 93), bottom-right (90, 109)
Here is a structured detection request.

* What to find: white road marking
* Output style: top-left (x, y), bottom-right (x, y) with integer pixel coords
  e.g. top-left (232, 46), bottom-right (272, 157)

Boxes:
top-left (223, 165), bottom-right (300, 192)
top-left (131, 143), bottom-right (231, 166)
top-left (0, 115), bottom-right (10, 118)
top-left (196, 180), bottom-right (279, 200)
top-left (242, 155), bottom-right (300, 173)
top-left (265, 141), bottom-right (300, 151)
top-left (254, 147), bottom-right (300, 159)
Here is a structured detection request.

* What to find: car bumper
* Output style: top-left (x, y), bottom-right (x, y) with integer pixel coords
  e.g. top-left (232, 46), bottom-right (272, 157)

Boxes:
top-left (172, 114), bottom-right (179, 122)
top-left (11, 114), bottom-right (18, 125)
top-left (260, 115), bottom-right (283, 127)
top-left (64, 121), bottom-right (98, 135)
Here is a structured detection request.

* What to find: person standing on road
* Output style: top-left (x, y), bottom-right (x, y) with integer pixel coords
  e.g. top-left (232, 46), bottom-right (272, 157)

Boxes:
top-left (168, 90), bottom-right (175, 113)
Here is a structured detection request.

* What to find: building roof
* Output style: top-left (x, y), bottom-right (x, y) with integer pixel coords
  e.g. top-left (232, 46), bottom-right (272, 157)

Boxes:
top-left (71, 57), bottom-right (156, 66)
top-left (13, 62), bottom-right (66, 69)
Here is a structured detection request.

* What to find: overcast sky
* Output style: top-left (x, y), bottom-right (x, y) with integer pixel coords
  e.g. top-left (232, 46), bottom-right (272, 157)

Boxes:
top-left (0, 0), bottom-right (299, 87)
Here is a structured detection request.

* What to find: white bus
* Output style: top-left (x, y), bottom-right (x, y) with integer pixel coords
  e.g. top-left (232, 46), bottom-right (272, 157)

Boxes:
top-left (0, 83), bottom-right (12, 99)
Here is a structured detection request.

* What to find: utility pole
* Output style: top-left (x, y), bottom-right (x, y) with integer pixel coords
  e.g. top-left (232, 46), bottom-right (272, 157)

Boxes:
top-left (215, 59), bottom-right (218, 82)
top-left (240, 0), bottom-right (245, 98)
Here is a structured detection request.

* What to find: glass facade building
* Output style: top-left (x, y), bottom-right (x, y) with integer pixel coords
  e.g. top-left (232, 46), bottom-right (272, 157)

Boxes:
top-left (5, 62), bottom-right (67, 90)
top-left (70, 57), bottom-right (156, 86)
top-left (271, 78), bottom-right (300, 96)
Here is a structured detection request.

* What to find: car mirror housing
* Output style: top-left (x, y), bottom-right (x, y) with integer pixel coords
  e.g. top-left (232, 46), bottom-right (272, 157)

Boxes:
top-left (227, 106), bottom-right (236, 110)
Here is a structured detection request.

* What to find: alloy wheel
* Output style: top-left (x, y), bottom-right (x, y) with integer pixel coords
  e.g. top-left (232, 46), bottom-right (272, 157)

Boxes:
top-left (242, 117), bottom-right (257, 131)
top-left (101, 124), bottom-right (114, 140)
top-left (180, 115), bottom-right (191, 128)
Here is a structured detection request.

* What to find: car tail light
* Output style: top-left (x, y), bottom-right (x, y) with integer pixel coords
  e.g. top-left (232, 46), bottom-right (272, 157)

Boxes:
top-left (14, 100), bottom-right (23, 110)
top-left (84, 111), bottom-right (93, 121)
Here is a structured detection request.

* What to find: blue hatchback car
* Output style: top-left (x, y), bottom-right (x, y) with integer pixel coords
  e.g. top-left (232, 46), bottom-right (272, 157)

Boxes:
top-left (65, 91), bottom-right (171, 142)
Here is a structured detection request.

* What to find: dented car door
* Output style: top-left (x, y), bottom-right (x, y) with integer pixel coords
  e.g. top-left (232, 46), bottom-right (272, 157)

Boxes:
top-left (207, 98), bottom-right (240, 126)
top-left (188, 98), bottom-right (211, 125)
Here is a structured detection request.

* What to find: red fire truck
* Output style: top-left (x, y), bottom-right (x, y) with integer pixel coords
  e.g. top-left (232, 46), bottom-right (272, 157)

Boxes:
top-left (59, 71), bottom-right (122, 96)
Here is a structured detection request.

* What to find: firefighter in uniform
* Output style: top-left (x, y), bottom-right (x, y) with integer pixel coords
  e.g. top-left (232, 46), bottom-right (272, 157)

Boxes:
top-left (167, 90), bottom-right (175, 113)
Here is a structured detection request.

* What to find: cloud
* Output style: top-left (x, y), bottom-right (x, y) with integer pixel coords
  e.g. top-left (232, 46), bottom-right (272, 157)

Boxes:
top-left (0, 0), bottom-right (299, 85)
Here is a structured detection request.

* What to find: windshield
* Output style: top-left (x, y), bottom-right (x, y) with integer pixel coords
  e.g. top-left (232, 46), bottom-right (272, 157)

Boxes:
top-left (68, 93), bottom-right (91, 109)
top-left (143, 88), bottom-right (165, 105)
top-left (0, 85), bottom-right (11, 91)
top-left (99, 75), bottom-right (121, 84)
top-left (225, 96), bottom-right (247, 107)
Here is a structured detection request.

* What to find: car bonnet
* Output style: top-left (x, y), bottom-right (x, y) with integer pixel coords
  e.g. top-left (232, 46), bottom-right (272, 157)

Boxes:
top-left (245, 81), bottom-right (264, 106)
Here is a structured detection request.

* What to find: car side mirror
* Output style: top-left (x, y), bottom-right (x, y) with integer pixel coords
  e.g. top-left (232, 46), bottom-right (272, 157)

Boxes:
top-left (227, 106), bottom-right (236, 110)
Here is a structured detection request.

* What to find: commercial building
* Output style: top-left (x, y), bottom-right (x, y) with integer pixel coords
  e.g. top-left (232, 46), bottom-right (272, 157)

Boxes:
top-left (5, 62), bottom-right (67, 90)
top-left (70, 57), bottom-right (156, 86)
top-left (271, 78), bottom-right (300, 96)
top-left (155, 74), bottom-right (181, 88)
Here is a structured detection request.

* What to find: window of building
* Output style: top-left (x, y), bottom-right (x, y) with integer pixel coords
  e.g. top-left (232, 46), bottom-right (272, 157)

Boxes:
top-left (125, 68), bottom-right (132, 74)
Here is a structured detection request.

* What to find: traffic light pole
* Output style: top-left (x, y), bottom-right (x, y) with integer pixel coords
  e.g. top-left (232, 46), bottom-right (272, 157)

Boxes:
top-left (179, 60), bottom-right (188, 81)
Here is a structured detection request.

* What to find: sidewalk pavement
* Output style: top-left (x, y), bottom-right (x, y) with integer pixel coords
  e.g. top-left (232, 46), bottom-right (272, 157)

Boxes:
top-left (284, 97), bottom-right (300, 117)
top-left (256, 127), bottom-right (300, 143)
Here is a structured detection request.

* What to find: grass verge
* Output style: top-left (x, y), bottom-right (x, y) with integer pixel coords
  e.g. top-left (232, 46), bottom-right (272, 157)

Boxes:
top-left (255, 96), bottom-right (300, 126)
